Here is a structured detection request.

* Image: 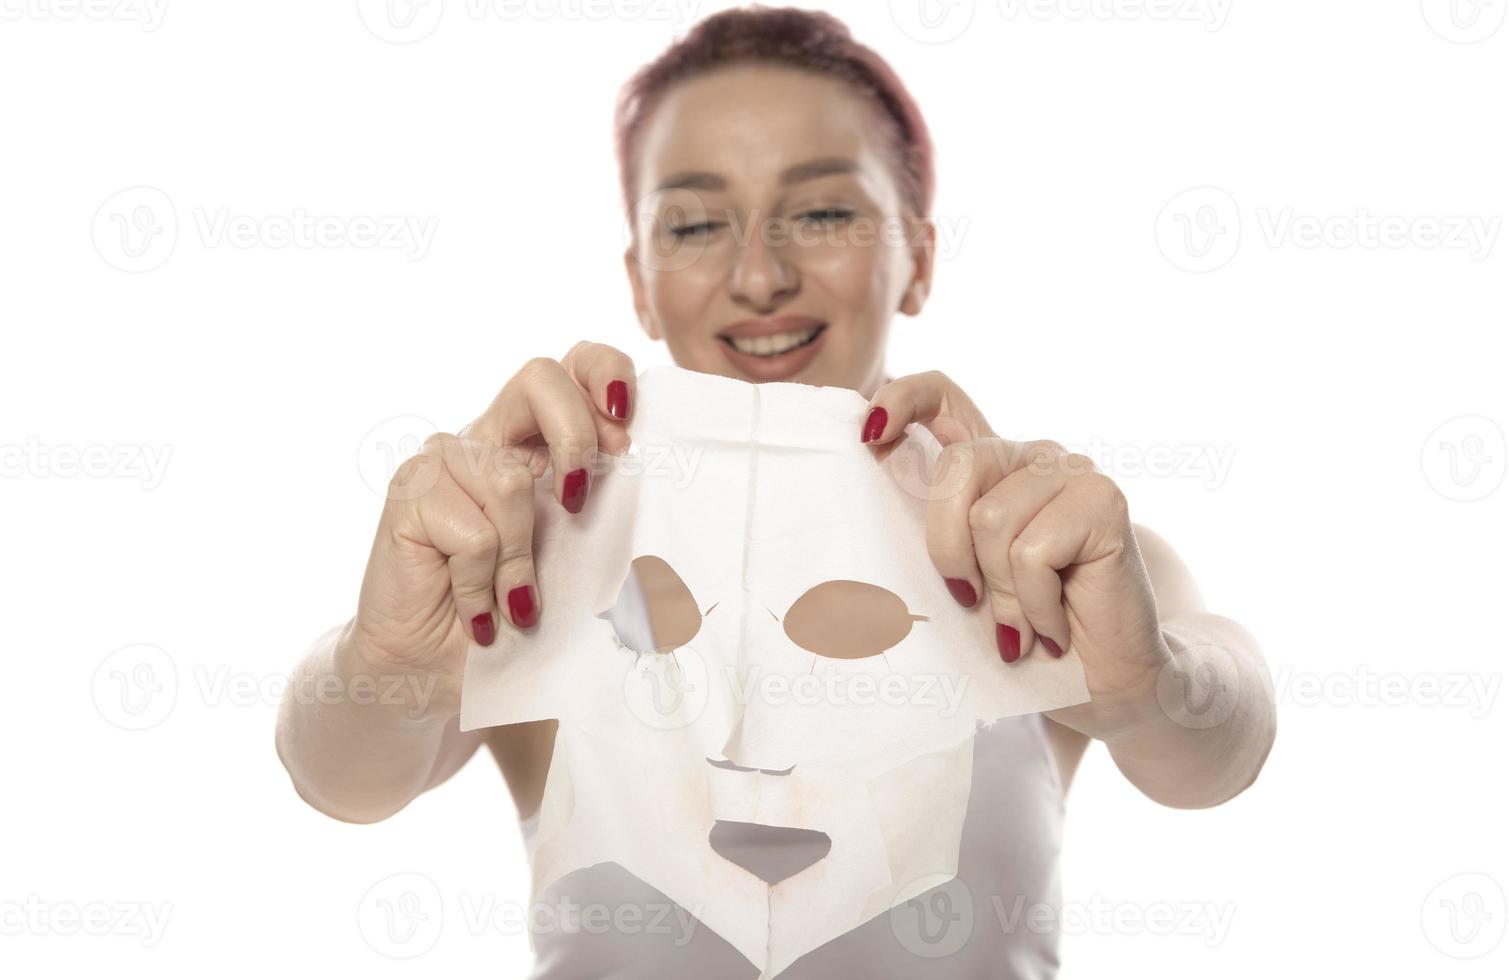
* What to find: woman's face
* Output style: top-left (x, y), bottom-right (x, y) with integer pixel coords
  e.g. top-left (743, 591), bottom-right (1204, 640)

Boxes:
top-left (624, 63), bottom-right (935, 397)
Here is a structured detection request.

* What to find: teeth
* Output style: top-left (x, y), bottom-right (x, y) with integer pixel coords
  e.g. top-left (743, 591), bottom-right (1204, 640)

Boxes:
top-left (729, 325), bottom-right (821, 357)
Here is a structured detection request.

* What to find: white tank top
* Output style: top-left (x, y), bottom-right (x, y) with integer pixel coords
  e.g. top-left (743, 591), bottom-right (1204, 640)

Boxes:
top-left (519, 712), bottom-right (1066, 978)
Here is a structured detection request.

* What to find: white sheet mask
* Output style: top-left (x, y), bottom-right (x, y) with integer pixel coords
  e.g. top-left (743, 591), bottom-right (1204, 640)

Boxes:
top-left (461, 366), bottom-right (1090, 976)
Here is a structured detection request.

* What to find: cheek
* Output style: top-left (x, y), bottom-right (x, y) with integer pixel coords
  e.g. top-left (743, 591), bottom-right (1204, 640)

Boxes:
top-left (803, 239), bottom-right (901, 328)
top-left (645, 264), bottom-right (720, 339)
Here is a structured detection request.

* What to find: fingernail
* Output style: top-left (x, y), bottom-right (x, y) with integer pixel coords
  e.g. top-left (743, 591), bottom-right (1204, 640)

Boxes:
top-left (1040, 635), bottom-right (1064, 658)
top-left (471, 611), bottom-right (495, 646)
top-left (508, 585), bottom-right (538, 630)
top-left (944, 577), bottom-right (978, 608)
top-left (607, 380), bottom-right (630, 420)
top-left (861, 407), bottom-right (888, 443)
top-left (561, 468), bottom-right (589, 514)
top-left (996, 624), bottom-right (1021, 664)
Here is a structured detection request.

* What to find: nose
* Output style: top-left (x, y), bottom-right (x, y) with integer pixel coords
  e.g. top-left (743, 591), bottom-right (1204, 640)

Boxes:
top-left (709, 820), bottom-right (830, 885)
top-left (728, 211), bottom-right (798, 311)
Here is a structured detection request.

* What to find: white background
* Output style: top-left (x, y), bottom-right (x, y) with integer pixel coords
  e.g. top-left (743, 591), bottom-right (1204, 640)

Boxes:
top-left (2, 0), bottom-right (1506, 976)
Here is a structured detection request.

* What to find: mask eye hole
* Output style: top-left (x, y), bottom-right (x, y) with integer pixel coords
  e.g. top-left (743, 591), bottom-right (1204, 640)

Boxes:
top-left (600, 555), bottom-right (705, 654)
top-left (782, 580), bottom-right (927, 660)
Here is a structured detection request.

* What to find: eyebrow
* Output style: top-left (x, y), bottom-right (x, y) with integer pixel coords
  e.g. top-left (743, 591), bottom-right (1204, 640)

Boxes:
top-left (654, 156), bottom-right (859, 194)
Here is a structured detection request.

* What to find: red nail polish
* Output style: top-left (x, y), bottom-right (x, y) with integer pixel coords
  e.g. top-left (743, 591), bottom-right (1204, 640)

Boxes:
top-left (508, 585), bottom-right (538, 630)
top-left (996, 624), bottom-right (1021, 664)
top-left (945, 577), bottom-right (977, 608)
top-left (861, 407), bottom-right (888, 443)
top-left (1041, 635), bottom-right (1064, 658)
top-left (606, 380), bottom-right (630, 420)
top-left (471, 611), bottom-right (495, 646)
top-left (561, 468), bottom-right (589, 514)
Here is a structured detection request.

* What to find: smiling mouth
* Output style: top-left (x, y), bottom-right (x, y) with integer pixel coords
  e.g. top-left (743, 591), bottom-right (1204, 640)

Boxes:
top-left (719, 323), bottom-right (827, 357)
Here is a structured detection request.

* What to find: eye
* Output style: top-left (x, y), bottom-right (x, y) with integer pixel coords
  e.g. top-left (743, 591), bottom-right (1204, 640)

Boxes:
top-left (599, 555), bottom-right (710, 654)
top-left (667, 219), bottom-right (724, 240)
top-left (781, 580), bottom-right (927, 660)
top-left (796, 207), bottom-right (854, 225)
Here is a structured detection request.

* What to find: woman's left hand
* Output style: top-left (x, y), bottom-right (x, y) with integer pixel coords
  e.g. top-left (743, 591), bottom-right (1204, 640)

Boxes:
top-left (860, 371), bottom-right (1173, 715)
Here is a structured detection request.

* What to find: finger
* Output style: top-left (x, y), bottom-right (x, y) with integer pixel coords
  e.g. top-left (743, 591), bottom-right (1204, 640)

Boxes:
top-left (1008, 460), bottom-right (1116, 657)
top-left (438, 435), bottom-right (542, 633)
top-left (968, 460), bottom-right (1072, 662)
top-left (924, 438), bottom-right (1024, 610)
top-left (561, 342), bottom-right (638, 454)
top-left (861, 370), bottom-right (994, 448)
top-left (477, 358), bottom-right (599, 515)
top-left (406, 460), bottom-right (502, 648)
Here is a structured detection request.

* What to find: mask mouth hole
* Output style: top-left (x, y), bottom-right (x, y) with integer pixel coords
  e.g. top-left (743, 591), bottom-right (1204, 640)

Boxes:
top-left (709, 819), bottom-right (831, 885)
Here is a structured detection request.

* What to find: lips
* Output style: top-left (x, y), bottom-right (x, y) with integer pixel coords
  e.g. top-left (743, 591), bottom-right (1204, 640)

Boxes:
top-left (715, 316), bottom-right (828, 381)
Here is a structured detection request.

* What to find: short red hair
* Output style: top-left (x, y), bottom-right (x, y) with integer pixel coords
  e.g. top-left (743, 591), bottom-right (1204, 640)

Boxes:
top-left (613, 5), bottom-right (935, 219)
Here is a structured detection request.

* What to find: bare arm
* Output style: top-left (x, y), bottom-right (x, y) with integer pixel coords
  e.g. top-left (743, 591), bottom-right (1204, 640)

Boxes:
top-left (1049, 525), bottom-right (1276, 809)
top-left (274, 342), bottom-right (637, 825)
top-left (274, 619), bottom-right (484, 824)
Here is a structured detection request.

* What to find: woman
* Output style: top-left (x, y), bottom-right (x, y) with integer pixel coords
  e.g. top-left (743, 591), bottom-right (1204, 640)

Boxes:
top-left (276, 7), bottom-right (1275, 976)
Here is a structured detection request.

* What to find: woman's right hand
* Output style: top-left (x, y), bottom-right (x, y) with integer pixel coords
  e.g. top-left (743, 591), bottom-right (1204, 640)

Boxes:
top-left (342, 341), bottom-right (637, 718)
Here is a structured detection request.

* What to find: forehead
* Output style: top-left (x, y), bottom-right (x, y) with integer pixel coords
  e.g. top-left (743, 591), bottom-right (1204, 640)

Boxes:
top-left (634, 63), bottom-right (898, 206)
